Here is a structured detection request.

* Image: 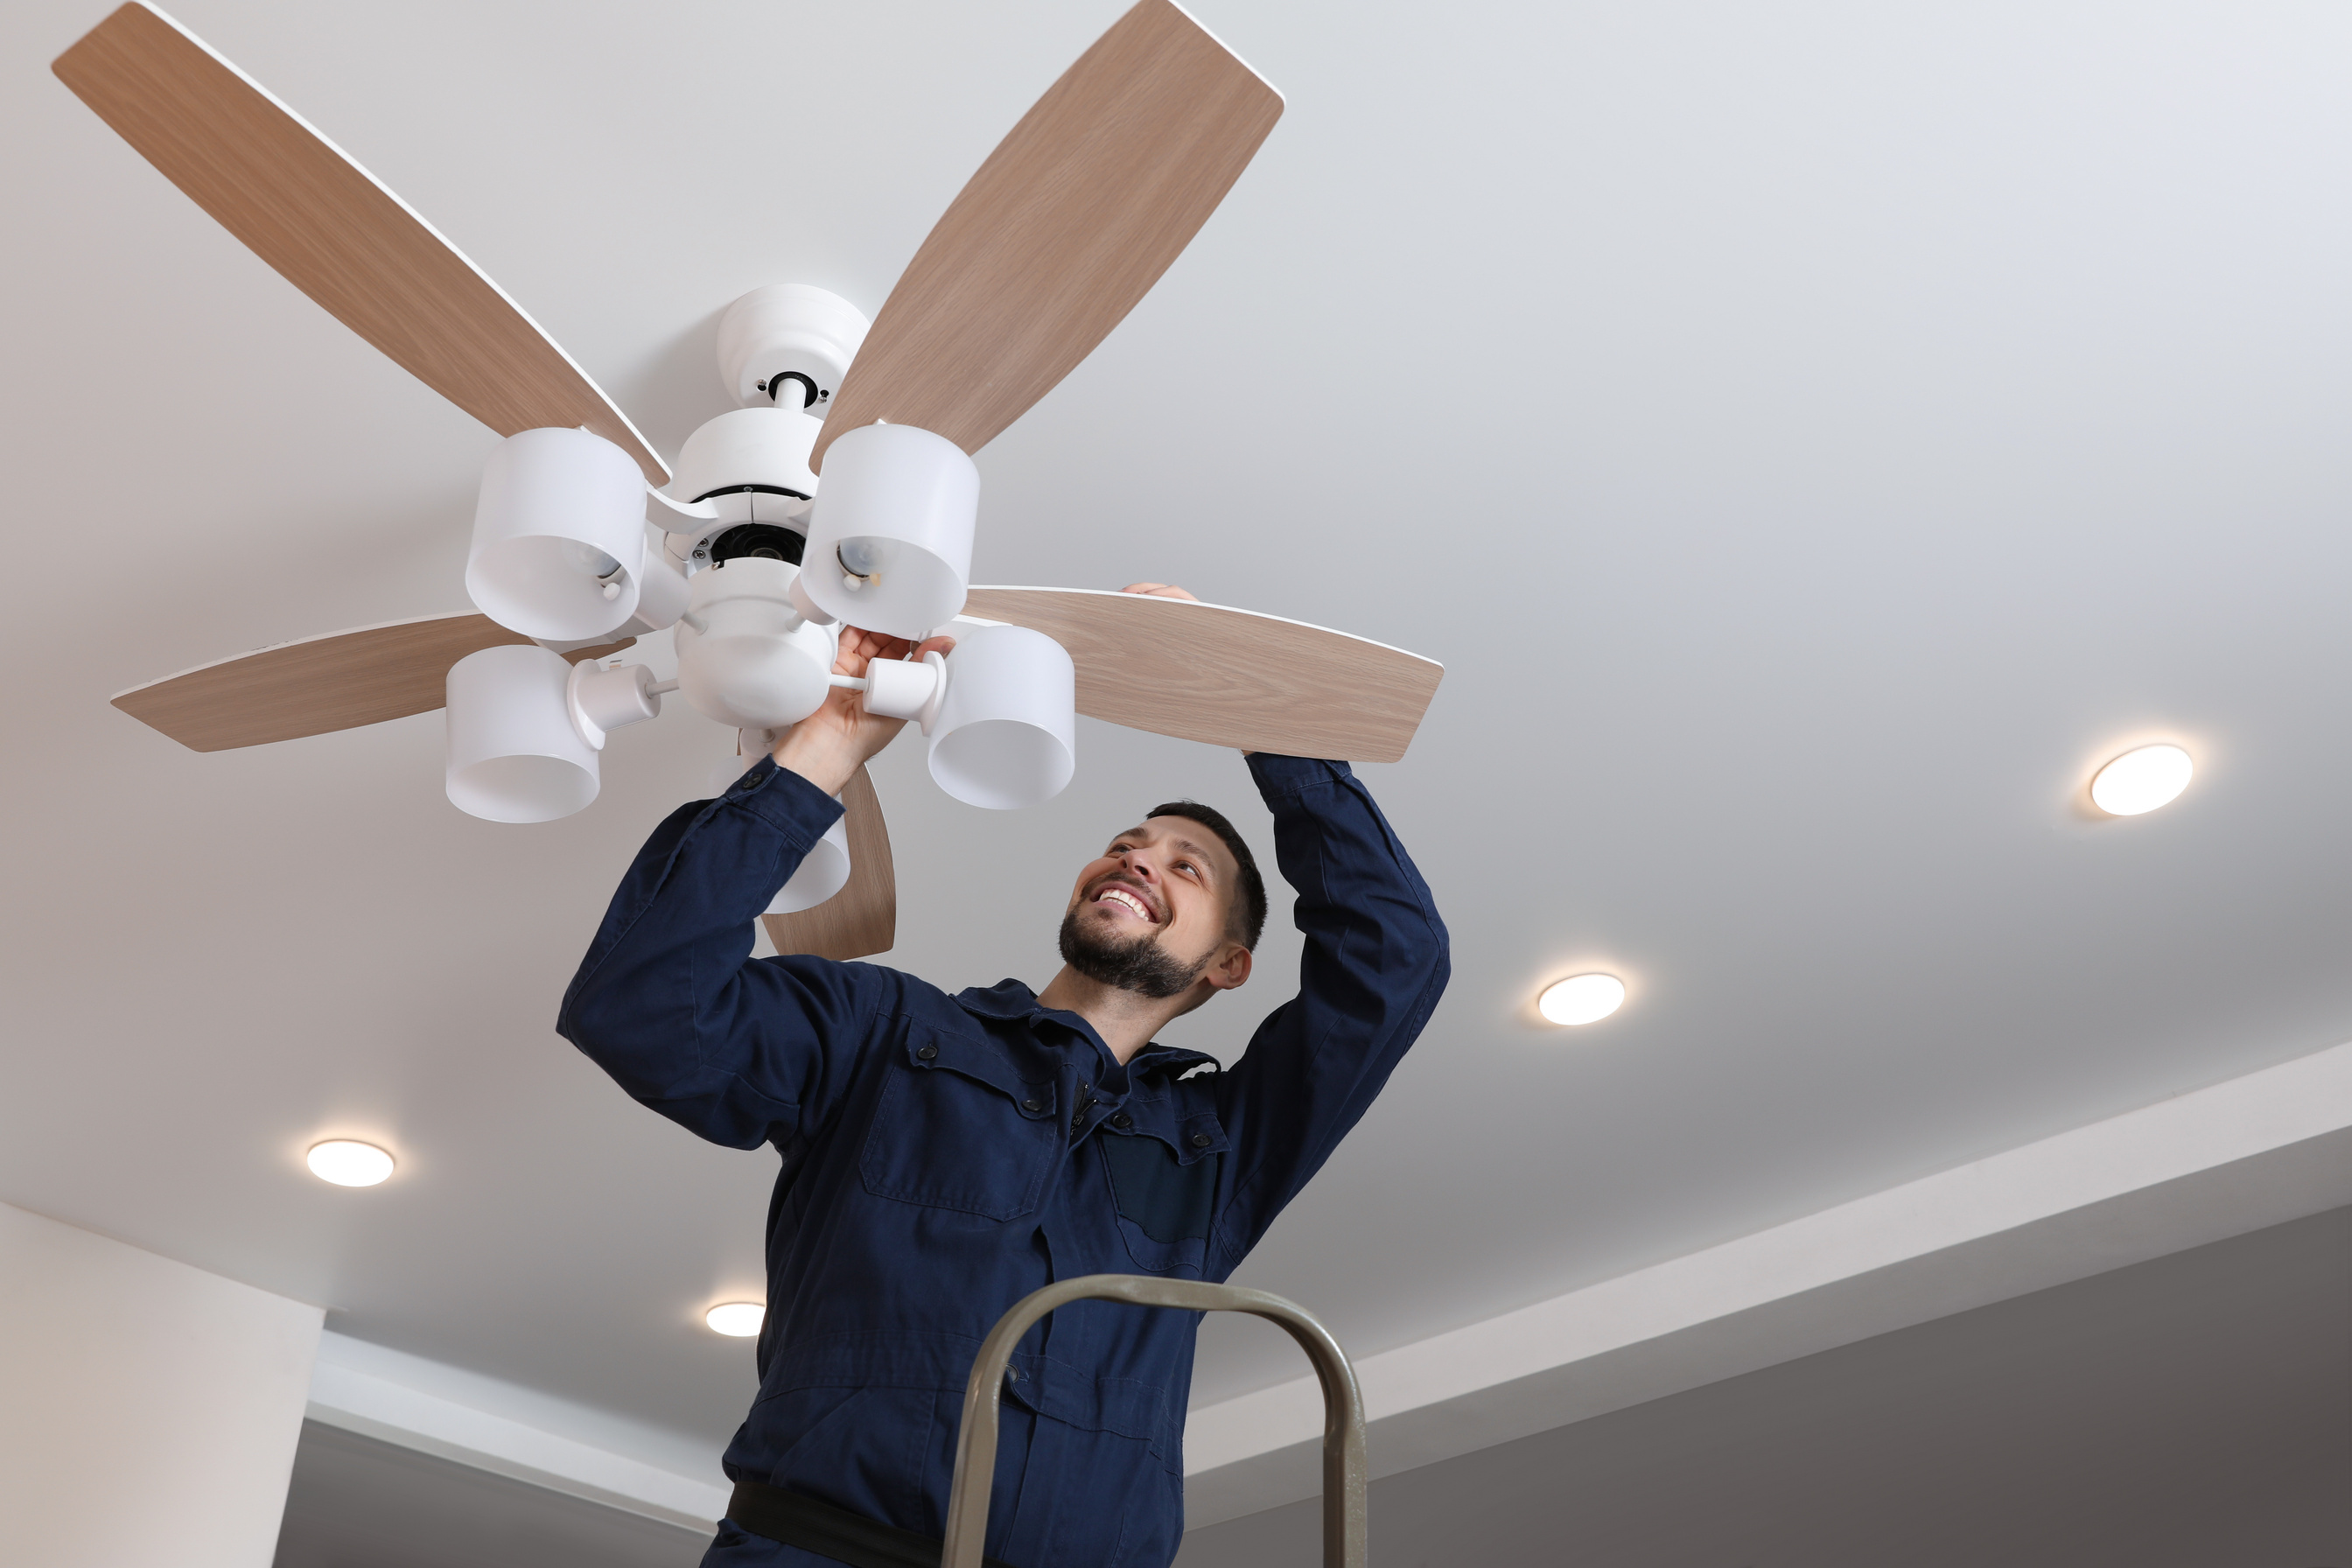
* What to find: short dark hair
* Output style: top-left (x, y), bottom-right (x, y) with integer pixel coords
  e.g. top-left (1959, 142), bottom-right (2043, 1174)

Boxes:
top-left (1144, 801), bottom-right (1268, 950)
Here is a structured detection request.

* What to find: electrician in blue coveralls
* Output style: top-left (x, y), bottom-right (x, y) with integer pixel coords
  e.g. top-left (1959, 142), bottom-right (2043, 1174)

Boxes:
top-left (559, 584), bottom-right (1449, 1568)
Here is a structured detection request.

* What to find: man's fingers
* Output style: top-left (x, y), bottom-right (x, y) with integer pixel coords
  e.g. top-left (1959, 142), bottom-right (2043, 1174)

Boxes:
top-left (831, 626), bottom-right (910, 676)
top-left (914, 634), bottom-right (957, 659)
top-left (1120, 583), bottom-right (1199, 601)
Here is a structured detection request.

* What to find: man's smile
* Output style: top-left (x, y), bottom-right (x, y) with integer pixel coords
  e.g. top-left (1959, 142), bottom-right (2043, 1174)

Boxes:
top-left (1089, 878), bottom-right (1161, 925)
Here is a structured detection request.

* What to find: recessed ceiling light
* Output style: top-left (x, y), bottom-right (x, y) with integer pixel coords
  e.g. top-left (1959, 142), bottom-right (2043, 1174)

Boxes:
top-left (2090, 744), bottom-right (2193, 816)
top-left (305, 1139), bottom-right (395, 1187)
top-left (705, 1302), bottom-right (765, 1338)
top-left (1538, 973), bottom-right (1626, 1026)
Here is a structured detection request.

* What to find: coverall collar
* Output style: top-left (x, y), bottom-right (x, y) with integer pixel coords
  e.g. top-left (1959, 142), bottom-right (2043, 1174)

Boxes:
top-left (953, 978), bottom-right (1223, 1082)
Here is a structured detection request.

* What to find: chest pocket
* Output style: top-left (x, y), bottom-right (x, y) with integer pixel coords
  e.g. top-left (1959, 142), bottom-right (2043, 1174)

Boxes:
top-left (1098, 1104), bottom-right (1227, 1274)
top-left (860, 1027), bottom-right (1060, 1221)
top-left (1100, 1134), bottom-right (1219, 1242)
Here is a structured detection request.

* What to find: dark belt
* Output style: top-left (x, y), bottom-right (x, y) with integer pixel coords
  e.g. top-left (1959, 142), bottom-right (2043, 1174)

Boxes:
top-left (727, 1480), bottom-right (1016, 1568)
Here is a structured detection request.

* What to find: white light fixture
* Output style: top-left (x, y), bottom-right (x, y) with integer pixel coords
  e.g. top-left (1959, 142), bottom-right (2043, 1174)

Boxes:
top-left (705, 1302), bottom-right (765, 1337)
top-left (930, 626), bottom-right (1075, 808)
top-left (674, 558), bottom-right (843, 730)
top-left (800, 422), bottom-right (977, 639)
top-left (444, 647), bottom-right (669, 822)
top-left (857, 625), bottom-right (1076, 809)
top-left (444, 644), bottom-right (603, 822)
top-left (1538, 973), bottom-right (1626, 1026)
top-left (306, 1139), bottom-right (395, 1187)
top-left (466, 427), bottom-right (648, 642)
top-left (2090, 743), bottom-right (2193, 816)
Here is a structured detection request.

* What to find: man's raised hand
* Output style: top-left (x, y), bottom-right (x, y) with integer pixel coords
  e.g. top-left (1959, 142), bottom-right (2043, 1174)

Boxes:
top-left (1120, 584), bottom-right (1256, 754)
top-left (772, 626), bottom-right (956, 797)
top-left (777, 587), bottom-right (1196, 792)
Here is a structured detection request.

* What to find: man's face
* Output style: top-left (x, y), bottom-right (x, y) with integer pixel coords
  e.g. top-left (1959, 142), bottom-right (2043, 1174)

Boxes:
top-left (1058, 816), bottom-right (1244, 1001)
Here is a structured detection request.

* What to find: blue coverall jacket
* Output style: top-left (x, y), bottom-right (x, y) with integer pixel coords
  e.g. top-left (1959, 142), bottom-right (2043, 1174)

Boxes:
top-left (557, 752), bottom-right (1449, 1568)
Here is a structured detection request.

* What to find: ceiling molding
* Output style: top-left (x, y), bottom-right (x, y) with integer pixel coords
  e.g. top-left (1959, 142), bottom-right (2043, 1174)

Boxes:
top-left (304, 1332), bottom-right (730, 1531)
top-left (1181, 1037), bottom-right (2352, 1528)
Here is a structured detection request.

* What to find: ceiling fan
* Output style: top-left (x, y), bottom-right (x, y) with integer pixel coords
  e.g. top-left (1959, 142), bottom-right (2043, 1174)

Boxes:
top-left (54, 0), bottom-right (1444, 962)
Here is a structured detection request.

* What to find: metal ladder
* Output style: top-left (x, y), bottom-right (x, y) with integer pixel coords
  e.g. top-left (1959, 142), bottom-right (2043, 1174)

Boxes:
top-left (941, 1275), bottom-right (1367, 1568)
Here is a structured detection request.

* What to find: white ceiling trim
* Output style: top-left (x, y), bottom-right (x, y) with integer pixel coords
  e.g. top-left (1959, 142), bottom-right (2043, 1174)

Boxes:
top-left (1181, 1037), bottom-right (2352, 1528)
top-left (304, 1331), bottom-right (729, 1530)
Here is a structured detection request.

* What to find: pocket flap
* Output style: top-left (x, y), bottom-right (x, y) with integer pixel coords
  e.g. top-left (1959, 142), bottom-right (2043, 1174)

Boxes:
top-left (904, 1027), bottom-right (1055, 1119)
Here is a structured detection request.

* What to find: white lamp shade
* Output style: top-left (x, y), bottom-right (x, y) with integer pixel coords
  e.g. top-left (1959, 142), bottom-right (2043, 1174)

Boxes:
top-left (445, 644), bottom-right (599, 822)
top-left (802, 423), bottom-right (976, 639)
top-left (674, 558), bottom-right (840, 729)
top-left (768, 813), bottom-right (852, 913)
top-left (928, 624), bottom-right (1075, 809)
top-left (466, 427), bottom-right (648, 641)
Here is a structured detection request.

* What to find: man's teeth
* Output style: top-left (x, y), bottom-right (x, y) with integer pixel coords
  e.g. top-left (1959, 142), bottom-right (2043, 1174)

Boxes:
top-left (1098, 888), bottom-right (1152, 920)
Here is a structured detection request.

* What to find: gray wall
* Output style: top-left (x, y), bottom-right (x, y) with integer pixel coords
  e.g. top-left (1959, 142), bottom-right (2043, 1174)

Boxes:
top-left (1179, 1206), bottom-right (2352, 1568)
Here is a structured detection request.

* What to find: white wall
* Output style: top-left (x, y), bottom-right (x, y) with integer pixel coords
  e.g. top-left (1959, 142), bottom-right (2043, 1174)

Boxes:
top-left (0, 1200), bottom-right (323, 1567)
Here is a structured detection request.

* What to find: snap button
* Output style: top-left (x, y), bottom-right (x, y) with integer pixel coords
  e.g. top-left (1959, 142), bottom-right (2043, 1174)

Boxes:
top-left (1022, 1097), bottom-right (1042, 1113)
top-left (1111, 1113), bottom-right (1133, 1130)
top-left (1189, 1132), bottom-right (1212, 1149)
top-left (916, 1046), bottom-right (938, 1061)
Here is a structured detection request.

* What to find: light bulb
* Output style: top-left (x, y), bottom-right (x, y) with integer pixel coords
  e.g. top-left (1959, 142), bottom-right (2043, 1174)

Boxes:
top-left (2090, 744), bottom-right (2193, 816)
top-left (306, 1139), bottom-right (396, 1187)
top-left (705, 1302), bottom-right (765, 1337)
top-left (563, 541), bottom-right (623, 579)
top-left (837, 538), bottom-right (888, 579)
top-left (1538, 974), bottom-right (1626, 1026)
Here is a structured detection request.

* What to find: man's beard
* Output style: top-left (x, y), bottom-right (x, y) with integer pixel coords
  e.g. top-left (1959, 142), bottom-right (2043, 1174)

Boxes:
top-left (1058, 904), bottom-right (1212, 1000)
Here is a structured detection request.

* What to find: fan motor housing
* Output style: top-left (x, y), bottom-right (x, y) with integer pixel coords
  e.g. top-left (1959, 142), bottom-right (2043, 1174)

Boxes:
top-left (664, 403), bottom-right (825, 572)
top-left (671, 405), bottom-right (820, 503)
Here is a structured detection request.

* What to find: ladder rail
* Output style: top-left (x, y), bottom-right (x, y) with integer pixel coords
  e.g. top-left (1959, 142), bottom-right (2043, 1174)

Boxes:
top-left (943, 1273), bottom-right (1367, 1568)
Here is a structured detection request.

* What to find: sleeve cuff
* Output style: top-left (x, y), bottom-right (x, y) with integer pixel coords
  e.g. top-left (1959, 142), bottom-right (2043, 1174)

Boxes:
top-left (726, 757), bottom-right (847, 847)
top-left (1246, 752), bottom-right (1353, 802)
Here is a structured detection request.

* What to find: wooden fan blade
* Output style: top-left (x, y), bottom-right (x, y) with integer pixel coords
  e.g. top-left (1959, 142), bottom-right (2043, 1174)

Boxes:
top-left (52, 4), bottom-right (667, 484)
top-left (113, 613), bottom-right (633, 752)
top-left (762, 767), bottom-right (897, 962)
top-left (958, 588), bottom-right (1442, 764)
top-left (810, 0), bottom-right (1281, 469)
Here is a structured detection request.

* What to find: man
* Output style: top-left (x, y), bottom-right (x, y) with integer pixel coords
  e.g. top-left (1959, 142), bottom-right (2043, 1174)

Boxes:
top-left (558, 585), bottom-right (1449, 1568)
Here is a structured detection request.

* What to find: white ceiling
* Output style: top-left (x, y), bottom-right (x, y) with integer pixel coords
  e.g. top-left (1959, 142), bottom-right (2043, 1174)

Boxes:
top-left (8, 0), bottom-right (2352, 1461)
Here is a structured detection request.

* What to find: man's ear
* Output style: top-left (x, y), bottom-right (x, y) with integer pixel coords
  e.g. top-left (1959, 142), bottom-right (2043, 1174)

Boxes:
top-left (1206, 942), bottom-right (1252, 993)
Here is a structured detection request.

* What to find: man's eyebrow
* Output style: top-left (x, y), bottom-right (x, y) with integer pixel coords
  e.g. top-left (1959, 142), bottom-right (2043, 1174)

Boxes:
top-left (1166, 835), bottom-right (1218, 873)
top-left (1114, 826), bottom-right (1220, 878)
